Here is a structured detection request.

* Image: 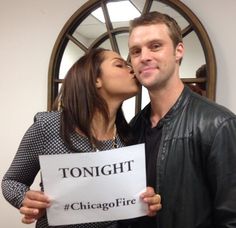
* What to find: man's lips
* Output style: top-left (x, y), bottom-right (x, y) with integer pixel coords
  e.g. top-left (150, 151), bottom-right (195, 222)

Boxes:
top-left (139, 66), bottom-right (156, 74)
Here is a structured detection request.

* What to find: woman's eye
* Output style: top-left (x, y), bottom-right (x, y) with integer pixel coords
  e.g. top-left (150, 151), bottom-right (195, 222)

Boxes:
top-left (115, 61), bottom-right (128, 68)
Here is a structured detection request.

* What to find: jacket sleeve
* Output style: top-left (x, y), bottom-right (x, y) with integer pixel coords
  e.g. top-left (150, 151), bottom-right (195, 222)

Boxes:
top-left (1, 113), bottom-right (44, 209)
top-left (207, 117), bottom-right (236, 226)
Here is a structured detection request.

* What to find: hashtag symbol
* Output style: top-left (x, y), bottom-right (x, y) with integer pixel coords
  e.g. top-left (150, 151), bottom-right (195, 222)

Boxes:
top-left (64, 204), bottom-right (70, 211)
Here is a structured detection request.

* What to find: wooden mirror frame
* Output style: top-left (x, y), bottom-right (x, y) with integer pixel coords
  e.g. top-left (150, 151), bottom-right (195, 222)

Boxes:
top-left (47, 0), bottom-right (216, 112)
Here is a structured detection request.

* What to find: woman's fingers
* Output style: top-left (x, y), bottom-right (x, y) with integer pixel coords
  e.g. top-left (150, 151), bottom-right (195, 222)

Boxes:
top-left (20, 206), bottom-right (46, 223)
top-left (20, 190), bottom-right (50, 224)
top-left (21, 215), bottom-right (36, 224)
top-left (144, 193), bottom-right (161, 205)
top-left (140, 187), bottom-right (162, 216)
top-left (19, 206), bottom-right (39, 216)
top-left (147, 197), bottom-right (162, 216)
top-left (22, 190), bottom-right (50, 208)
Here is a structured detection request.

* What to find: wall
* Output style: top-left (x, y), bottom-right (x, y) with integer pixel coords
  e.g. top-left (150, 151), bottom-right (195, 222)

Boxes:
top-left (182, 0), bottom-right (236, 108)
top-left (0, 0), bottom-right (236, 227)
top-left (0, 1), bottom-right (87, 227)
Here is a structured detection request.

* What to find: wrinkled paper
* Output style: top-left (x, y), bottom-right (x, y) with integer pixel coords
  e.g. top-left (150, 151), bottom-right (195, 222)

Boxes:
top-left (39, 143), bottom-right (147, 226)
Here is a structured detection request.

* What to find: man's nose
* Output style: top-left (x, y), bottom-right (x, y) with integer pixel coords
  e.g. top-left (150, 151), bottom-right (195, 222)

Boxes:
top-left (140, 48), bottom-right (151, 62)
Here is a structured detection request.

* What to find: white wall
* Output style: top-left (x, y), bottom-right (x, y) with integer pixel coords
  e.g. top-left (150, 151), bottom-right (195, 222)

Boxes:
top-left (182, 0), bottom-right (236, 109)
top-left (0, 1), bottom-right (87, 227)
top-left (0, 0), bottom-right (236, 227)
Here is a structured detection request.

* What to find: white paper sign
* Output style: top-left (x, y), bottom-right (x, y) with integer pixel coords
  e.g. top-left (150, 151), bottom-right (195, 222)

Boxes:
top-left (39, 143), bottom-right (147, 226)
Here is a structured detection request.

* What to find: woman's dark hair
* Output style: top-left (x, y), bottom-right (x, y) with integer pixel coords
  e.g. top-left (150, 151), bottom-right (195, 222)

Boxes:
top-left (53, 48), bottom-right (133, 151)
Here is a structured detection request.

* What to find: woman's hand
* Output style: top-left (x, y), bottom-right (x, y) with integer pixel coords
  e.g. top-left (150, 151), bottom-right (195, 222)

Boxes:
top-left (19, 190), bottom-right (50, 224)
top-left (140, 187), bottom-right (162, 216)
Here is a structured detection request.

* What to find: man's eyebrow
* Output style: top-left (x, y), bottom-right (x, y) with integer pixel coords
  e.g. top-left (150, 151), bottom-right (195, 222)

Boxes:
top-left (129, 39), bottom-right (163, 50)
top-left (129, 46), bottom-right (139, 51)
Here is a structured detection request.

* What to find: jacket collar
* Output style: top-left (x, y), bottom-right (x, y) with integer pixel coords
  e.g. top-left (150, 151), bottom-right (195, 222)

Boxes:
top-left (140, 85), bottom-right (191, 126)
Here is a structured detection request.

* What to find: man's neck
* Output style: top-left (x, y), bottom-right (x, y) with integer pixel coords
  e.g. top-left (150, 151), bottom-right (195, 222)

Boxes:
top-left (149, 80), bottom-right (184, 127)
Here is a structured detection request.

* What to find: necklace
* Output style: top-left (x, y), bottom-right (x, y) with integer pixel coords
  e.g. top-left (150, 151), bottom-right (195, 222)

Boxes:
top-left (92, 124), bottom-right (118, 152)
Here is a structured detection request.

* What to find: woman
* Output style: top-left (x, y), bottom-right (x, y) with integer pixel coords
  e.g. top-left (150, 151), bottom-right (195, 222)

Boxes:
top-left (2, 48), bottom-right (161, 228)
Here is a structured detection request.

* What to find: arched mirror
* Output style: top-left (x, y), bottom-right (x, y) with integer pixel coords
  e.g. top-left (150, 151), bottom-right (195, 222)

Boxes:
top-left (48, 0), bottom-right (216, 121)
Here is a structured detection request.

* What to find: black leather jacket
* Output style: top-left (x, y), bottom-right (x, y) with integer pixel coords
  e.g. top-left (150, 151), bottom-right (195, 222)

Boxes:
top-left (130, 86), bottom-right (236, 228)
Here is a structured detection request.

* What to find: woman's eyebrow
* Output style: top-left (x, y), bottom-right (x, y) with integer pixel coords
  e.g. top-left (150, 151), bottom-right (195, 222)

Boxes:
top-left (112, 57), bottom-right (125, 62)
top-left (112, 57), bottom-right (128, 65)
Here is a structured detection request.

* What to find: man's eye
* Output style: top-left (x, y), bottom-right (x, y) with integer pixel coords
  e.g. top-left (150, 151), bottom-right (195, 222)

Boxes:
top-left (151, 43), bottom-right (161, 50)
top-left (130, 49), bottom-right (140, 56)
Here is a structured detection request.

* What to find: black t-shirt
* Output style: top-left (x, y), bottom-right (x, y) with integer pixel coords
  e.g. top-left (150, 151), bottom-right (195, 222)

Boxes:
top-left (128, 106), bottom-right (164, 228)
top-left (145, 122), bottom-right (163, 188)
top-left (131, 120), bottom-right (163, 228)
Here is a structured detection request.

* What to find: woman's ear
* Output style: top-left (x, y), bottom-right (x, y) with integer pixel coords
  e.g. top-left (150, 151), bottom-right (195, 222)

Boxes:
top-left (96, 78), bottom-right (102, 88)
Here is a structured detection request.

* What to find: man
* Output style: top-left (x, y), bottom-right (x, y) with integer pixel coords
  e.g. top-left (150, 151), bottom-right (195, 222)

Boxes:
top-left (128, 11), bottom-right (236, 228)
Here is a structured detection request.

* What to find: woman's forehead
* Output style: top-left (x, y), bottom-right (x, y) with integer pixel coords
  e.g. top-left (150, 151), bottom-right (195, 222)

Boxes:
top-left (104, 50), bottom-right (120, 59)
top-left (102, 51), bottom-right (125, 64)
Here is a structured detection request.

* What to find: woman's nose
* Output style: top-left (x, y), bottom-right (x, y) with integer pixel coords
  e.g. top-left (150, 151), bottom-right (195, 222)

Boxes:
top-left (126, 64), bottom-right (134, 74)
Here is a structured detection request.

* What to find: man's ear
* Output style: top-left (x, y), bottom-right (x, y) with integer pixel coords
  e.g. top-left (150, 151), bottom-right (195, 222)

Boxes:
top-left (96, 78), bottom-right (102, 88)
top-left (175, 42), bottom-right (184, 61)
